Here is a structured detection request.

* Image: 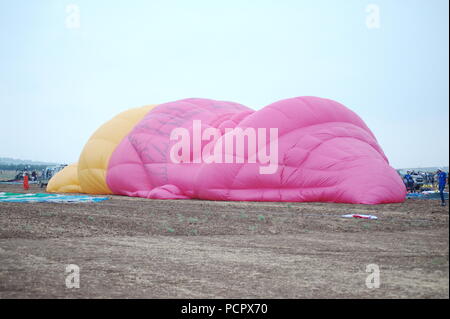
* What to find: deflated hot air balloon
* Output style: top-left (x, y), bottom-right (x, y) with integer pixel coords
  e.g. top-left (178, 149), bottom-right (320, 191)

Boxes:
top-left (48, 97), bottom-right (406, 204)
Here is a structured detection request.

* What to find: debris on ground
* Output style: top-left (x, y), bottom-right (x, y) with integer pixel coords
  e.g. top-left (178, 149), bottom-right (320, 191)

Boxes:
top-left (341, 214), bottom-right (378, 220)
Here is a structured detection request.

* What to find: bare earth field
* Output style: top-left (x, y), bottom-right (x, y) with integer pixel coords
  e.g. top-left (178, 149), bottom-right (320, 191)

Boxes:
top-left (0, 184), bottom-right (448, 299)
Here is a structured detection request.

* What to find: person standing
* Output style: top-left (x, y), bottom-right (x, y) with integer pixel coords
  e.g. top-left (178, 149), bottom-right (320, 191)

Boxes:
top-left (437, 169), bottom-right (447, 206)
top-left (404, 171), bottom-right (415, 193)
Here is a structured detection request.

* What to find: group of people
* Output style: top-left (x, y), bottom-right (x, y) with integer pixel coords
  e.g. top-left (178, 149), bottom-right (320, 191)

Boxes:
top-left (18, 170), bottom-right (39, 181)
top-left (404, 169), bottom-right (448, 206)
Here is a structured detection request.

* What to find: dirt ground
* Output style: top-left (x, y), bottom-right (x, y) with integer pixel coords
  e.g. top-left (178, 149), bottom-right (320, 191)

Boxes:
top-left (0, 184), bottom-right (448, 299)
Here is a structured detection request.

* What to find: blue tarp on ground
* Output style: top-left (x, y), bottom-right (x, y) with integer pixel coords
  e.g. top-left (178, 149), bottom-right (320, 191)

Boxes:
top-left (406, 192), bottom-right (449, 200)
top-left (0, 192), bottom-right (109, 203)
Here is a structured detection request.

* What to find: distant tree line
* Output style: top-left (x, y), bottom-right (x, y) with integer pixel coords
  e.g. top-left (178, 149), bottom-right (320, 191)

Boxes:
top-left (0, 163), bottom-right (51, 171)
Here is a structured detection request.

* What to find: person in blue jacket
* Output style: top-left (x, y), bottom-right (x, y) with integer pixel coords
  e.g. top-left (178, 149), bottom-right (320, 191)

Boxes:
top-left (437, 169), bottom-right (447, 206)
top-left (404, 171), bottom-right (415, 193)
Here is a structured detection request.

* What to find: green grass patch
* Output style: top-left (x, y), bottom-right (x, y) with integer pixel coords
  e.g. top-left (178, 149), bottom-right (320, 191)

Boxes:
top-left (239, 211), bottom-right (248, 219)
top-left (187, 217), bottom-right (199, 223)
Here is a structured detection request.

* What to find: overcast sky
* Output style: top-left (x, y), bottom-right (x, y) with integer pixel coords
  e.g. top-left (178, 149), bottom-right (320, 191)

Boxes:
top-left (0, 0), bottom-right (448, 169)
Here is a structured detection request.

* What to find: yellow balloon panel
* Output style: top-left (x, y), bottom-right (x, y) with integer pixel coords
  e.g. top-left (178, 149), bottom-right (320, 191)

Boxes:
top-left (47, 163), bottom-right (82, 193)
top-left (77, 104), bottom-right (157, 194)
top-left (47, 104), bottom-right (157, 194)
